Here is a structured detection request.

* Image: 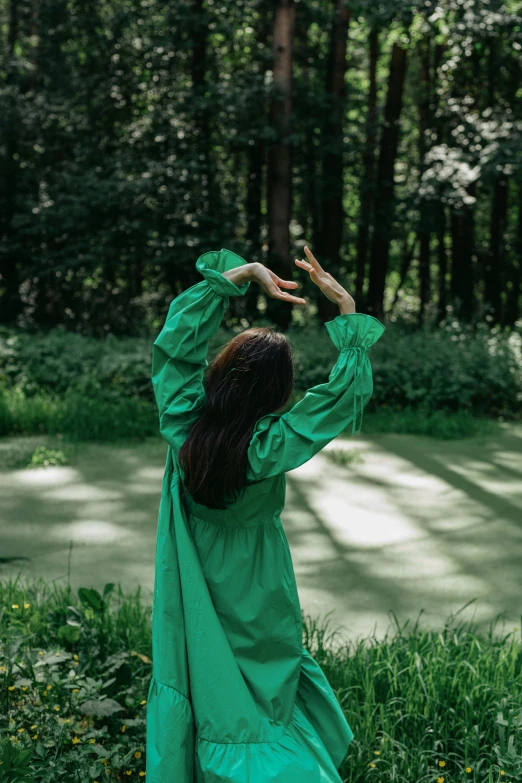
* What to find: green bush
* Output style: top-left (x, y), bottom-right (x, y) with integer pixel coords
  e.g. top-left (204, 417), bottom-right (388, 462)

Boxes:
top-left (0, 386), bottom-right (157, 442)
top-left (0, 580), bottom-right (151, 782)
top-left (1, 319), bottom-right (521, 429)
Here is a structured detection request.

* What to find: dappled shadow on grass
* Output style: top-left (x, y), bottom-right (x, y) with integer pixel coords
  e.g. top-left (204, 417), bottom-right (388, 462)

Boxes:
top-left (282, 422), bottom-right (522, 643)
top-left (0, 437), bottom-right (169, 598)
top-left (0, 425), bottom-right (521, 643)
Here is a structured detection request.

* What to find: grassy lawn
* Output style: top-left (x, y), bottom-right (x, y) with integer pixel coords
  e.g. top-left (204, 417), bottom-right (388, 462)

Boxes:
top-left (1, 578), bottom-right (521, 782)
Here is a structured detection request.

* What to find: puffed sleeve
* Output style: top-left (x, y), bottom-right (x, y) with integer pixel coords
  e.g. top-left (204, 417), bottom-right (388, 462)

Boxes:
top-left (246, 313), bottom-right (386, 481)
top-left (152, 248), bottom-right (250, 453)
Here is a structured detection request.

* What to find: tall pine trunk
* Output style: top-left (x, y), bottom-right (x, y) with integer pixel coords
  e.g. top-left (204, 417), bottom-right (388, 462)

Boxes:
top-left (266, 0), bottom-right (295, 329)
top-left (191, 0), bottom-right (215, 216)
top-left (367, 42), bottom-right (408, 320)
top-left (417, 37), bottom-right (431, 325)
top-left (503, 181), bottom-right (521, 326)
top-left (355, 26), bottom-right (379, 304)
top-left (485, 173), bottom-right (508, 325)
top-left (0, 0), bottom-right (22, 323)
top-left (436, 204), bottom-right (448, 323)
top-left (316, 0), bottom-right (351, 323)
top-left (450, 183), bottom-right (476, 321)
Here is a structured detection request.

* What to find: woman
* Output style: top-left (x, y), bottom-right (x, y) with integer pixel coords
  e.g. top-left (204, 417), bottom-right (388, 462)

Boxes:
top-left (146, 246), bottom-right (385, 782)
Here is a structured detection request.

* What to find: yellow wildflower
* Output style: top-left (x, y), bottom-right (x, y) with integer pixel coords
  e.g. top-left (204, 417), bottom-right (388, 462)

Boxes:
top-left (0, 666), bottom-right (6, 672)
top-left (437, 778), bottom-right (444, 783)
top-left (46, 685), bottom-right (52, 690)
top-left (140, 700), bottom-right (147, 705)
top-left (135, 751), bottom-right (142, 759)
top-left (466, 767), bottom-right (472, 773)
top-left (439, 761), bottom-right (446, 767)
top-left (31, 724), bottom-right (37, 729)
top-left (122, 724), bottom-right (127, 733)
top-left (17, 728), bottom-right (25, 733)
top-left (373, 750), bottom-right (380, 755)
top-left (12, 604), bottom-right (19, 610)
top-left (8, 686), bottom-right (15, 691)
top-left (38, 651), bottom-right (44, 656)
top-left (500, 772), bottom-right (505, 776)
top-left (24, 603), bottom-right (30, 609)
top-left (32, 734), bottom-right (38, 740)
top-left (89, 738), bottom-right (96, 744)
top-left (126, 771), bottom-right (132, 776)
top-left (54, 705), bottom-right (60, 711)
top-left (73, 654), bottom-right (79, 661)
top-left (22, 686), bottom-right (28, 692)
top-left (72, 689), bottom-right (80, 693)
top-left (72, 737), bottom-right (81, 744)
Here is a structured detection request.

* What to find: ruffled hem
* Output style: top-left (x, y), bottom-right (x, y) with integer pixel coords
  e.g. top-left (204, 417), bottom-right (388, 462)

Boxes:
top-left (146, 677), bottom-right (194, 782)
top-left (195, 702), bottom-right (349, 783)
top-left (146, 661), bottom-right (354, 783)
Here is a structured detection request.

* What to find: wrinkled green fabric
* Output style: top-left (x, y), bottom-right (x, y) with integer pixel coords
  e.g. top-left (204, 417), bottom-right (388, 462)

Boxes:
top-left (146, 248), bottom-right (386, 782)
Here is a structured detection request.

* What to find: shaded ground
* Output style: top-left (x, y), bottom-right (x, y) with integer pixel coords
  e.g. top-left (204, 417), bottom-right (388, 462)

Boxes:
top-left (1, 426), bottom-right (521, 644)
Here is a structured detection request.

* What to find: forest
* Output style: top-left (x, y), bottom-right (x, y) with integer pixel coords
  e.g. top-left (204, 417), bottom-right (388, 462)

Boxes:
top-left (1, 0), bottom-right (521, 335)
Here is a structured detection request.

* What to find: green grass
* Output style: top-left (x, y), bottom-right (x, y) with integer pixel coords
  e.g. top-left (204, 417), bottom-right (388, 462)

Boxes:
top-left (0, 385), bottom-right (505, 443)
top-left (1, 578), bottom-right (521, 782)
top-left (358, 406), bottom-right (501, 439)
top-left (0, 387), bottom-right (157, 442)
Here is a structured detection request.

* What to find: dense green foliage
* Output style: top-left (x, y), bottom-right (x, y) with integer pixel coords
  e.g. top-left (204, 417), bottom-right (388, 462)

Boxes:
top-left (1, 0), bottom-right (521, 334)
top-left (0, 317), bottom-right (520, 442)
top-left (1, 578), bottom-right (521, 781)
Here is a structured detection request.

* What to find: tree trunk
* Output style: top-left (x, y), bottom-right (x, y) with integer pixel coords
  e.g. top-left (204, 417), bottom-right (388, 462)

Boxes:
top-left (266, 0), bottom-right (295, 329)
top-left (503, 181), bottom-right (521, 326)
top-left (450, 183), bottom-right (476, 321)
top-left (417, 37), bottom-right (431, 325)
top-left (0, 0), bottom-right (22, 324)
top-left (436, 204), bottom-right (448, 323)
top-left (296, 3), bottom-right (319, 247)
top-left (355, 26), bottom-right (379, 305)
top-left (367, 42), bottom-right (408, 320)
top-left (316, 0), bottom-right (351, 323)
top-left (485, 173), bottom-right (508, 325)
top-left (191, 0), bottom-right (214, 201)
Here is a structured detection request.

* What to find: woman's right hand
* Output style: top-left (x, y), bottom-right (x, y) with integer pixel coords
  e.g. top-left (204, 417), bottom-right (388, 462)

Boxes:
top-left (295, 246), bottom-right (356, 314)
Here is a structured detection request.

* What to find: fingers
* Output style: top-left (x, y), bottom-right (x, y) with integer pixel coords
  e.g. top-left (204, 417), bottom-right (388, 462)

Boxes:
top-left (295, 258), bottom-right (312, 272)
top-left (269, 286), bottom-right (306, 305)
top-left (276, 292), bottom-right (306, 305)
top-left (303, 245), bottom-right (324, 273)
top-left (276, 278), bottom-right (299, 289)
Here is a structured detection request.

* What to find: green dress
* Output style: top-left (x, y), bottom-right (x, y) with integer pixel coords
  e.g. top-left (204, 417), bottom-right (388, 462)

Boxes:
top-left (146, 248), bottom-right (386, 782)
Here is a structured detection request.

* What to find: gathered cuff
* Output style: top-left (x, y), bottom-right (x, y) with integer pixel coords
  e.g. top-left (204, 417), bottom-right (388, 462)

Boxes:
top-left (195, 248), bottom-right (251, 298)
top-left (324, 313), bottom-right (385, 437)
top-left (325, 312), bottom-right (386, 353)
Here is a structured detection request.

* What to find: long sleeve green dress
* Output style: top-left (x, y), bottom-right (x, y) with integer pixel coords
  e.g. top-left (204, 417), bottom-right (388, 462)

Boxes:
top-left (146, 248), bottom-right (386, 782)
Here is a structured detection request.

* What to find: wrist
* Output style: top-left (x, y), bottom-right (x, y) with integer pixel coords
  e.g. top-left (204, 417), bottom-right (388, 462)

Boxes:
top-left (337, 295), bottom-right (356, 315)
top-left (222, 263), bottom-right (255, 287)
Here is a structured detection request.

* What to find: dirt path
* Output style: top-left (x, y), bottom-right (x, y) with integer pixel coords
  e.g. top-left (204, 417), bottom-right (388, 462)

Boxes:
top-left (1, 427), bottom-right (521, 643)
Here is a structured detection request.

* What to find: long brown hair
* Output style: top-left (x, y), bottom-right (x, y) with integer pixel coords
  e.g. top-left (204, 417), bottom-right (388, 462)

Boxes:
top-left (178, 327), bottom-right (294, 509)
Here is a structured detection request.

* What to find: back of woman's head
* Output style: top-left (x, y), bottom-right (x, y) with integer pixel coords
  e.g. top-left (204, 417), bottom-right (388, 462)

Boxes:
top-left (178, 327), bottom-right (294, 509)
